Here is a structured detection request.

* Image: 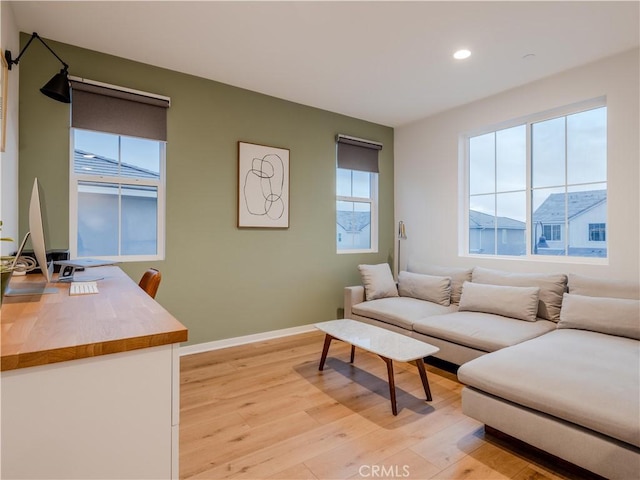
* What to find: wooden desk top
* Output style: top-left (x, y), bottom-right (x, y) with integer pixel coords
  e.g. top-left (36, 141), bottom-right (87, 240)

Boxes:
top-left (1, 266), bottom-right (188, 371)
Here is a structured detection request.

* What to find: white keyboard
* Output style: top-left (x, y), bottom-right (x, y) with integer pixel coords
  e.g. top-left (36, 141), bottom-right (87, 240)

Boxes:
top-left (69, 281), bottom-right (99, 296)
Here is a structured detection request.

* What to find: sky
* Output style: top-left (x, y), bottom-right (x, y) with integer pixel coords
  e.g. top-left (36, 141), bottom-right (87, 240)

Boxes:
top-left (74, 129), bottom-right (161, 174)
top-left (469, 106), bottom-right (606, 222)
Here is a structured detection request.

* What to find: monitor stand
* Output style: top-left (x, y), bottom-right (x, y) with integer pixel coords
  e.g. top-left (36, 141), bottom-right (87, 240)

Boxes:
top-left (4, 284), bottom-right (58, 296)
top-left (4, 261), bottom-right (58, 296)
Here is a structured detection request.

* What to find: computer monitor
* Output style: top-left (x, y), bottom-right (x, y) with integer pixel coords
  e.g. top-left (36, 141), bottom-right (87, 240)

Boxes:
top-left (28, 178), bottom-right (54, 283)
top-left (5, 178), bottom-right (57, 296)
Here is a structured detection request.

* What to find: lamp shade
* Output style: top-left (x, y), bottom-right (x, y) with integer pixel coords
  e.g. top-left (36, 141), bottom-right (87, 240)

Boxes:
top-left (537, 236), bottom-right (549, 248)
top-left (40, 69), bottom-right (71, 103)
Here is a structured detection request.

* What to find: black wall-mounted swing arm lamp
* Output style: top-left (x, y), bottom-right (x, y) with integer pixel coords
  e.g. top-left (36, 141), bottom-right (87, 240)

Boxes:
top-left (4, 32), bottom-right (71, 103)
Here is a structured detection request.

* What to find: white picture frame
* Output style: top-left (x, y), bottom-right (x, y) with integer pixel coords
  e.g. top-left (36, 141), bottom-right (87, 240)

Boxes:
top-left (237, 141), bottom-right (290, 228)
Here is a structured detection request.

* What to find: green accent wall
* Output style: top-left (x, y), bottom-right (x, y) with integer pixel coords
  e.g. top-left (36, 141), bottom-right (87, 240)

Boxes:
top-left (18, 34), bottom-right (394, 345)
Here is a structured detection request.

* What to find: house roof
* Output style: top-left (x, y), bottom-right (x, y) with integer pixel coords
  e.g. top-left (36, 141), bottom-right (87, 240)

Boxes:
top-left (74, 150), bottom-right (159, 179)
top-left (337, 211), bottom-right (370, 233)
top-left (533, 190), bottom-right (606, 223)
top-left (469, 210), bottom-right (525, 230)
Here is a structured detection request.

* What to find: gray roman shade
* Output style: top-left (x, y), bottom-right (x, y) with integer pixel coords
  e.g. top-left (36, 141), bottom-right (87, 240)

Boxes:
top-left (71, 80), bottom-right (170, 141)
top-left (336, 134), bottom-right (383, 173)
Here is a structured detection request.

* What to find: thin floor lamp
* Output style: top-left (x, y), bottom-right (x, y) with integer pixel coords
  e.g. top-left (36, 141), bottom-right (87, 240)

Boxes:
top-left (397, 221), bottom-right (407, 278)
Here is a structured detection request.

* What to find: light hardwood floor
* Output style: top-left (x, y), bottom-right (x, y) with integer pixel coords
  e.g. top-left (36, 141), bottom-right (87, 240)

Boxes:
top-left (180, 331), bottom-right (590, 480)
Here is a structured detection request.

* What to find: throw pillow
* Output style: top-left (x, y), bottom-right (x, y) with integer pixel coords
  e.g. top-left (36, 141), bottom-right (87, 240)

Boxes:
top-left (471, 267), bottom-right (567, 322)
top-left (358, 263), bottom-right (398, 301)
top-left (558, 293), bottom-right (640, 340)
top-left (567, 274), bottom-right (640, 300)
top-left (398, 271), bottom-right (451, 306)
top-left (458, 281), bottom-right (540, 322)
top-left (407, 262), bottom-right (473, 305)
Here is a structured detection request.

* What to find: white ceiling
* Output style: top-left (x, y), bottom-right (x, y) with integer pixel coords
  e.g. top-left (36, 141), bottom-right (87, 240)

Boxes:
top-left (9, 1), bottom-right (640, 127)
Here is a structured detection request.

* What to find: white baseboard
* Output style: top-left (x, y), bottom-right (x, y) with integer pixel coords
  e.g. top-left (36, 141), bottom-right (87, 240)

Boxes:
top-left (180, 324), bottom-right (317, 357)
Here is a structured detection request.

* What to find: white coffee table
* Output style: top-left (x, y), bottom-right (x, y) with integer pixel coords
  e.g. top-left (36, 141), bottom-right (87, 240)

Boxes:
top-left (314, 319), bottom-right (440, 415)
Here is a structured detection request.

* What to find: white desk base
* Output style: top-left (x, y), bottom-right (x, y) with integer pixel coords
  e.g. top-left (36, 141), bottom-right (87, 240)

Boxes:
top-left (1, 344), bottom-right (180, 479)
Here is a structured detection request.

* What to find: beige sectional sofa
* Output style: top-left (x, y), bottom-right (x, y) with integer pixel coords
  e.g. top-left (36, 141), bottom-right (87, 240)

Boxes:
top-left (345, 263), bottom-right (565, 365)
top-left (344, 264), bottom-right (640, 479)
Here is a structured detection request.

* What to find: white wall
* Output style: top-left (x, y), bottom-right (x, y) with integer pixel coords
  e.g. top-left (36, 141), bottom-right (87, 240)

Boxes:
top-left (0, 2), bottom-right (20, 255)
top-left (570, 202), bottom-right (607, 250)
top-left (395, 49), bottom-right (639, 282)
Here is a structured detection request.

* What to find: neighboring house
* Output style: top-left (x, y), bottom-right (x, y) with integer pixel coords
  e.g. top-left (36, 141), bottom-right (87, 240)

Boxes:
top-left (533, 190), bottom-right (607, 257)
top-left (337, 210), bottom-right (371, 250)
top-left (75, 150), bottom-right (159, 179)
top-left (75, 151), bottom-right (159, 257)
top-left (469, 210), bottom-right (526, 256)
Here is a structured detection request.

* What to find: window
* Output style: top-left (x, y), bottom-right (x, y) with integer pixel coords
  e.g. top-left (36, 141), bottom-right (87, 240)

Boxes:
top-left (589, 223), bottom-right (606, 242)
top-left (71, 130), bottom-right (165, 260)
top-left (466, 100), bottom-right (607, 260)
top-left (468, 125), bottom-right (527, 256)
top-left (542, 224), bottom-right (561, 242)
top-left (69, 80), bottom-right (169, 261)
top-left (336, 135), bottom-right (381, 253)
top-left (337, 169), bottom-right (377, 251)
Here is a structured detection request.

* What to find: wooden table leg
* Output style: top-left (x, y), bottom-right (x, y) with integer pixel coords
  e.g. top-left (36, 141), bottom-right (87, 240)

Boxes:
top-left (318, 334), bottom-right (334, 371)
top-left (379, 355), bottom-right (397, 415)
top-left (350, 345), bottom-right (355, 363)
top-left (415, 358), bottom-right (433, 401)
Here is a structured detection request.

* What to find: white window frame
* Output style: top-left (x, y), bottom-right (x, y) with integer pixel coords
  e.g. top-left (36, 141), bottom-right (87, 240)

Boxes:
top-left (460, 96), bottom-right (607, 264)
top-left (336, 170), bottom-right (379, 254)
top-left (69, 129), bottom-right (166, 262)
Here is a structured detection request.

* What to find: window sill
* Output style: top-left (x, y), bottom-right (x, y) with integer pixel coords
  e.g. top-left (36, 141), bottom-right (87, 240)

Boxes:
top-left (75, 254), bottom-right (164, 263)
top-left (460, 253), bottom-right (608, 266)
top-left (337, 249), bottom-right (378, 255)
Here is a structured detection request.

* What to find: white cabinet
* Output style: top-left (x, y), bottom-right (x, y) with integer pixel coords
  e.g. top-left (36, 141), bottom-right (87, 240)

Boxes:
top-left (1, 344), bottom-right (180, 479)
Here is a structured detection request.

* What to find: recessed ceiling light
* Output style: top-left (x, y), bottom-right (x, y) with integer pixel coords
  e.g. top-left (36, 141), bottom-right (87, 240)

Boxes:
top-left (82, 153), bottom-right (96, 158)
top-left (453, 49), bottom-right (471, 60)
